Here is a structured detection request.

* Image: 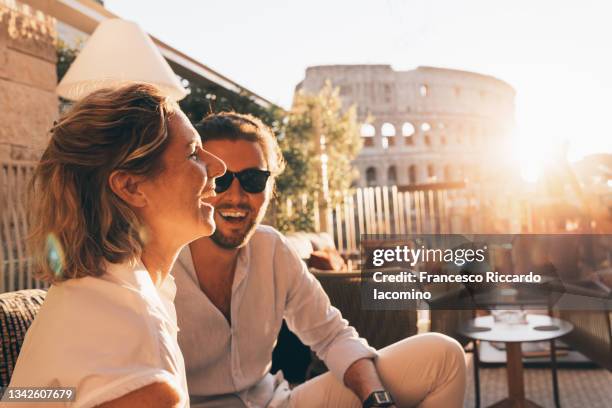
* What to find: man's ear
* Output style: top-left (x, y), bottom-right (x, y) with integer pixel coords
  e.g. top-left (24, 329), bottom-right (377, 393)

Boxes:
top-left (108, 170), bottom-right (148, 208)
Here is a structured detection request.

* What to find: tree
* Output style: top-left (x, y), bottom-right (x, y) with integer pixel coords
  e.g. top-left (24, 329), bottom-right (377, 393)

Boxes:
top-left (179, 79), bottom-right (283, 130)
top-left (274, 81), bottom-right (362, 232)
top-left (56, 40), bottom-right (79, 83)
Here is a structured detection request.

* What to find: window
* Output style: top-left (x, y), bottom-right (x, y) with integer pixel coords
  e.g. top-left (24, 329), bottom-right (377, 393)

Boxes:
top-left (366, 167), bottom-right (378, 186)
top-left (340, 85), bottom-right (352, 96)
top-left (381, 123), bottom-right (396, 137)
top-left (381, 123), bottom-right (396, 147)
top-left (444, 165), bottom-right (452, 181)
top-left (419, 84), bottom-right (428, 97)
top-left (424, 134), bottom-right (432, 147)
top-left (387, 166), bottom-right (397, 184)
top-left (402, 122), bottom-right (415, 136)
top-left (402, 122), bottom-right (415, 145)
top-left (427, 164), bottom-right (436, 181)
top-left (360, 123), bottom-right (376, 137)
top-left (408, 165), bottom-right (417, 185)
top-left (361, 123), bottom-right (375, 147)
top-left (384, 83), bottom-right (392, 103)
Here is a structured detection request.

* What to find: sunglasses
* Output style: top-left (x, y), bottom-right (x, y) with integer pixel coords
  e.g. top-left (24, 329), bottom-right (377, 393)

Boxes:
top-left (215, 168), bottom-right (271, 194)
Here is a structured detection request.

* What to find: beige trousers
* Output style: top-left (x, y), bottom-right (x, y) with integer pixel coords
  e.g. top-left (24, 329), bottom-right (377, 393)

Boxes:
top-left (289, 333), bottom-right (467, 408)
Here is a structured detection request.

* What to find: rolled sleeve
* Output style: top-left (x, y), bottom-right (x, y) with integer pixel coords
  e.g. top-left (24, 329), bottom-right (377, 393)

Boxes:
top-left (278, 236), bottom-right (378, 382)
top-left (323, 331), bottom-right (379, 381)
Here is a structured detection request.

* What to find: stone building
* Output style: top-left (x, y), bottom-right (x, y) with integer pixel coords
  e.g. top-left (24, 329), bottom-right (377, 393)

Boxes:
top-left (0, 0), bottom-right (57, 162)
top-left (297, 65), bottom-right (516, 188)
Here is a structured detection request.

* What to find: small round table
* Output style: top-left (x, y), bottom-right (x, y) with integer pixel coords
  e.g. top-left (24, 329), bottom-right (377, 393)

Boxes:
top-left (459, 314), bottom-right (573, 408)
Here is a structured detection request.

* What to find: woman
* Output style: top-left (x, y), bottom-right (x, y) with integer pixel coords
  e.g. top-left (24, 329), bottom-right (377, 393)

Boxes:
top-left (8, 83), bottom-right (225, 407)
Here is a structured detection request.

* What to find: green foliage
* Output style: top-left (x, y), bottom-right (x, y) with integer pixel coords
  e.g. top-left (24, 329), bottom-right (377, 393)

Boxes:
top-left (56, 40), bottom-right (79, 83)
top-left (179, 80), bottom-right (283, 130)
top-left (274, 81), bottom-right (362, 233)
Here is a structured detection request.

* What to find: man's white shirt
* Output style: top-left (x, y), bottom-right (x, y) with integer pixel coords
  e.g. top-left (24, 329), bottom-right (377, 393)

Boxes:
top-left (173, 225), bottom-right (377, 408)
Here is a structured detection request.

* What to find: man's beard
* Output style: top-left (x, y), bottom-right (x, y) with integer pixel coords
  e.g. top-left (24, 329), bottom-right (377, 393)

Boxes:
top-left (210, 218), bottom-right (257, 249)
top-left (210, 201), bottom-right (269, 249)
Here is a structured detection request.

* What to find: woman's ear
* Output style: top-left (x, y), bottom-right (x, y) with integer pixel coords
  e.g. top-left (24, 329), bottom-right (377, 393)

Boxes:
top-left (108, 170), bottom-right (148, 207)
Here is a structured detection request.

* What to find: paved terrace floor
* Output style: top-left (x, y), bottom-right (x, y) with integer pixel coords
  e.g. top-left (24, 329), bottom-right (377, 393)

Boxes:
top-left (463, 360), bottom-right (612, 408)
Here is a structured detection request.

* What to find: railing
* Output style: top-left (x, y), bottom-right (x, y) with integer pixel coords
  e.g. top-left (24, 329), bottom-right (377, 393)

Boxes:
top-left (284, 182), bottom-right (484, 256)
top-left (0, 160), bottom-right (45, 292)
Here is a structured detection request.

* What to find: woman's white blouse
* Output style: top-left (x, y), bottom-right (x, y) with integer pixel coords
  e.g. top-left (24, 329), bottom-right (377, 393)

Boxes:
top-left (8, 260), bottom-right (188, 408)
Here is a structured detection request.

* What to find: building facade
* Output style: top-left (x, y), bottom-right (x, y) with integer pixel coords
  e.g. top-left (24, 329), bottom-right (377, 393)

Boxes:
top-left (297, 65), bottom-right (516, 188)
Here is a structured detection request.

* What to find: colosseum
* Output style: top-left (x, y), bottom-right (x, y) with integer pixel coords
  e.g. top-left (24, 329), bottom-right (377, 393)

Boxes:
top-left (296, 65), bottom-right (516, 188)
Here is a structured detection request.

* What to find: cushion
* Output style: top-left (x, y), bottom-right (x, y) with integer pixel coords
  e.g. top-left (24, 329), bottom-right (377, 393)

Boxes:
top-left (305, 233), bottom-right (335, 251)
top-left (0, 289), bottom-right (47, 386)
top-left (285, 232), bottom-right (314, 260)
top-left (307, 248), bottom-right (346, 271)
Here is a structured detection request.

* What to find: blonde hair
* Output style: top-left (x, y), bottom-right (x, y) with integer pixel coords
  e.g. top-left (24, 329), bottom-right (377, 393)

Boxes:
top-left (29, 83), bottom-right (179, 283)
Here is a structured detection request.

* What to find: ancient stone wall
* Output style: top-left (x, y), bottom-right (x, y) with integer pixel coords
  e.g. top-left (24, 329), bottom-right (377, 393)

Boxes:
top-left (0, 0), bottom-right (57, 162)
top-left (299, 65), bottom-right (516, 188)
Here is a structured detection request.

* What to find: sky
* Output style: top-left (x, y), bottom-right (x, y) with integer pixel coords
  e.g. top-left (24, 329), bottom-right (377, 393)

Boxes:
top-left (105, 0), bottom-right (612, 166)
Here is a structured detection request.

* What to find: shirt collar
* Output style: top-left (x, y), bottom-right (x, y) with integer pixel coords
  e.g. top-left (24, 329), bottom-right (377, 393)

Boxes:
top-left (103, 258), bottom-right (177, 304)
top-left (176, 241), bottom-right (251, 288)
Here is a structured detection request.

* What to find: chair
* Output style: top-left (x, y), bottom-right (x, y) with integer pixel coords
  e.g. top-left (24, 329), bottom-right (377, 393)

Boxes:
top-left (0, 289), bottom-right (47, 386)
top-left (312, 271), bottom-right (418, 350)
top-left (559, 309), bottom-right (612, 371)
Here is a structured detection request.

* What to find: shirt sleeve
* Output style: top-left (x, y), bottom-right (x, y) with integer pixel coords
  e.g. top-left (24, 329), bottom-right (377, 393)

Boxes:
top-left (277, 234), bottom-right (378, 382)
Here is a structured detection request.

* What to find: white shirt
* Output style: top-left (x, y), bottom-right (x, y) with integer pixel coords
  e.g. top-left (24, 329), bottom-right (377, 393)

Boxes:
top-left (9, 260), bottom-right (188, 408)
top-left (173, 225), bottom-right (377, 408)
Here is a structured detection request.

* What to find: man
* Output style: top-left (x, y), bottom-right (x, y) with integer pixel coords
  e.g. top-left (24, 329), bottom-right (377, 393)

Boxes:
top-left (172, 112), bottom-right (466, 408)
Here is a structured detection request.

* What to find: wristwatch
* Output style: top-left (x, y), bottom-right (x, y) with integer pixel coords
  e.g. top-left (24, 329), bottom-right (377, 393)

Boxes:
top-left (362, 390), bottom-right (394, 408)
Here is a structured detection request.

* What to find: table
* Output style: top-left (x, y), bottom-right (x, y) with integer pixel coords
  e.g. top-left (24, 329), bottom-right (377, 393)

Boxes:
top-left (459, 314), bottom-right (573, 408)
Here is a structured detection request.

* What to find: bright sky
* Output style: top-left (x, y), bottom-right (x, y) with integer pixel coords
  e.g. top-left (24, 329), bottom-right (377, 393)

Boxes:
top-left (106, 0), bottom-right (611, 164)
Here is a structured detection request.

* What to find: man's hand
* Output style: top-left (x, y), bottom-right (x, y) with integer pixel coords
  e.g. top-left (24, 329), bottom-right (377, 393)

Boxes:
top-left (343, 358), bottom-right (396, 407)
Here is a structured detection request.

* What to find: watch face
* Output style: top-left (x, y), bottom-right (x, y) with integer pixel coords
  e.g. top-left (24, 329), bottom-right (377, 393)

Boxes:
top-left (374, 391), bottom-right (393, 404)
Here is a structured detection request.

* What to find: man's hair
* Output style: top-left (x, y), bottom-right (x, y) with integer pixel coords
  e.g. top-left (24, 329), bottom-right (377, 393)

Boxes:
top-left (29, 83), bottom-right (179, 283)
top-left (195, 112), bottom-right (285, 176)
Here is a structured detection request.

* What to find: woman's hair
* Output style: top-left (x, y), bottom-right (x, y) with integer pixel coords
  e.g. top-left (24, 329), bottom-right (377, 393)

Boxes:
top-left (30, 83), bottom-right (179, 283)
top-left (195, 112), bottom-right (285, 176)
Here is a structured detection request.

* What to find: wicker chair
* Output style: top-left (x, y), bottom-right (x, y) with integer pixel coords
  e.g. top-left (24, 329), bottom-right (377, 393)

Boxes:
top-left (559, 309), bottom-right (612, 371)
top-left (312, 271), bottom-right (418, 350)
top-left (0, 289), bottom-right (47, 386)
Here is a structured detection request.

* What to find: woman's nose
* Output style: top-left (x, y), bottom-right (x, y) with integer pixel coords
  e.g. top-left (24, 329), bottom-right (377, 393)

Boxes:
top-left (202, 149), bottom-right (226, 180)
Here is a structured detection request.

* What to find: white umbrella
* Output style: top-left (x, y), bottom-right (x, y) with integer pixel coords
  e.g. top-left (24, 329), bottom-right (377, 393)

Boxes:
top-left (57, 18), bottom-right (187, 101)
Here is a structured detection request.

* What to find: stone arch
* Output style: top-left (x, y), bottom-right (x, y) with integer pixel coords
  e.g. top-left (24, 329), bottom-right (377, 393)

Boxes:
top-left (366, 166), bottom-right (378, 186)
top-left (444, 164), bottom-right (452, 181)
top-left (381, 122), bottom-right (396, 137)
top-left (360, 123), bottom-right (375, 137)
top-left (387, 165), bottom-right (397, 185)
top-left (408, 165), bottom-right (417, 185)
top-left (427, 164), bottom-right (436, 181)
top-left (360, 123), bottom-right (375, 147)
top-left (381, 122), bottom-right (396, 147)
top-left (402, 122), bottom-right (415, 136)
top-left (402, 122), bottom-right (415, 145)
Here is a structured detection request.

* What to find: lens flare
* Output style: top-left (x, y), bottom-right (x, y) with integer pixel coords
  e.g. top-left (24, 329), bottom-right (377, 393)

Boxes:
top-left (138, 226), bottom-right (149, 245)
top-left (45, 233), bottom-right (65, 278)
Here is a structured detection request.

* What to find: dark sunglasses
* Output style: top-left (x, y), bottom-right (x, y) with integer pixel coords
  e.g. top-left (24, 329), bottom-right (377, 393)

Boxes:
top-left (215, 168), bottom-right (271, 194)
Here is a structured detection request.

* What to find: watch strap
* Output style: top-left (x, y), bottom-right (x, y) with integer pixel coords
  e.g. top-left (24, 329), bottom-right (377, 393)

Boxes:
top-left (362, 390), bottom-right (394, 408)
